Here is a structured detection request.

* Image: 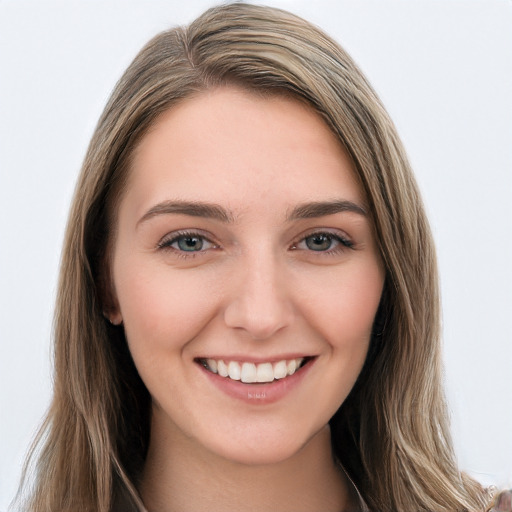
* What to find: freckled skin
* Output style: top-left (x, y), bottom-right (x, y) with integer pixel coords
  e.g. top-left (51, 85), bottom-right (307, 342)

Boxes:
top-left (112, 87), bottom-right (384, 469)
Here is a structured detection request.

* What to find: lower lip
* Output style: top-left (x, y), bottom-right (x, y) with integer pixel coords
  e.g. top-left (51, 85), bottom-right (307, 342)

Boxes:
top-left (198, 359), bottom-right (315, 405)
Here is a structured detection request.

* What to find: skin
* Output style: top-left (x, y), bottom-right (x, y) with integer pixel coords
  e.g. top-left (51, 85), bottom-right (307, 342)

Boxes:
top-left (110, 87), bottom-right (385, 512)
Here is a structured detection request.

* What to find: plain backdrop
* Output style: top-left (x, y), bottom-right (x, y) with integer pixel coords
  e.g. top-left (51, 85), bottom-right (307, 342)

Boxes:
top-left (1, 0), bottom-right (511, 509)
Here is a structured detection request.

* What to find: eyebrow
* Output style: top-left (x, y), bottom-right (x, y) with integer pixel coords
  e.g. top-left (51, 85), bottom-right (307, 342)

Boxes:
top-left (138, 200), bottom-right (234, 226)
top-left (286, 200), bottom-right (367, 220)
top-left (137, 198), bottom-right (367, 227)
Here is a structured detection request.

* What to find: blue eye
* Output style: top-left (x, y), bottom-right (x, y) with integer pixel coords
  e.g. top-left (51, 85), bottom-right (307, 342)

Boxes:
top-left (293, 231), bottom-right (353, 253)
top-left (305, 233), bottom-right (336, 251)
top-left (158, 232), bottom-right (216, 253)
top-left (175, 235), bottom-right (205, 252)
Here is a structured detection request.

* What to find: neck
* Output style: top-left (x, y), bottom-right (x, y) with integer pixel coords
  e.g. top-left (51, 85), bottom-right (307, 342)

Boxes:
top-left (139, 418), bottom-right (355, 512)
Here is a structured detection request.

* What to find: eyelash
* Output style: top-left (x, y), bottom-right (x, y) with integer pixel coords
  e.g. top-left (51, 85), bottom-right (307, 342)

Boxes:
top-left (290, 231), bottom-right (354, 255)
top-left (157, 230), bottom-right (218, 258)
top-left (157, 229), bottom-right (354, 258)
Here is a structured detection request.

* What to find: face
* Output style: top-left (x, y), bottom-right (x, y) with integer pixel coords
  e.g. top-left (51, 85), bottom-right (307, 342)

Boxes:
top-left (111, 87), bottom-right (384, 465)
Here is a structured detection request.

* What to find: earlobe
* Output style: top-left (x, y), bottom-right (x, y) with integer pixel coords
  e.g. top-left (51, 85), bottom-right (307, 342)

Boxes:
top-left (103, 308), bottom-right (123, 326)
top-left (99, 270), bottom-right (123, 325)
top-left (107, 311), bottom-right (123, 326)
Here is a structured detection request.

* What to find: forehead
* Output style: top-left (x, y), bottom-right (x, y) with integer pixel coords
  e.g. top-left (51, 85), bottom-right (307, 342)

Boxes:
top-left (122, 86), bottom-right (364, 221)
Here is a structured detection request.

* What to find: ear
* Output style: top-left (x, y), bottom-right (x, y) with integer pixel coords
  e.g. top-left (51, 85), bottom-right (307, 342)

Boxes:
top-left (106, 308), bottom-right (123, 326)
top-left (99, 268), bottom-right (123, 326)
top-left (102, 295), bottom-right (123, 326)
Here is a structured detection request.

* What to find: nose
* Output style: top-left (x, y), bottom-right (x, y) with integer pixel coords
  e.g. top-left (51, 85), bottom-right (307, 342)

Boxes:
top-left (223, 251), bottom-right (294, 340)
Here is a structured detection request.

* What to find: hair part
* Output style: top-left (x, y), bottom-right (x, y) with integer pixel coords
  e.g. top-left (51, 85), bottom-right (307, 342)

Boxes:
top-left (17, 4), bottom-right (490, 512)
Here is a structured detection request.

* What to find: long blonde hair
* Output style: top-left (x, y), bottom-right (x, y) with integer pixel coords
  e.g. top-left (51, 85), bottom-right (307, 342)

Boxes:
top-left (18, 3), bottom-right (490, 511)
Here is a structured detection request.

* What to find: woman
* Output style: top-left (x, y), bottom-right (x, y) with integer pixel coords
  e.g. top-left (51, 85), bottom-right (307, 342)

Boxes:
top-left (16, 3), bottom-right (492, 512)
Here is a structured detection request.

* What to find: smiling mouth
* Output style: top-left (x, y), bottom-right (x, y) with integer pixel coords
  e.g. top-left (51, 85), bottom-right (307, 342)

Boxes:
top-left (196, 357), bottom-right (312, 384)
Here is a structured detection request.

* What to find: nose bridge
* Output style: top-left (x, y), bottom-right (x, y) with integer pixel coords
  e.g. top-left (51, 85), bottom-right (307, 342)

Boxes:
top-left (223, 246), bottom-right (294, 340)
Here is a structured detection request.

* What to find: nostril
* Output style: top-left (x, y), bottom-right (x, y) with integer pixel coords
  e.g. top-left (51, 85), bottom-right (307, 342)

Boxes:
top-left (222, 264), bottom-right (295, 339)
top-left (223, 301), bottom-right (294, 340)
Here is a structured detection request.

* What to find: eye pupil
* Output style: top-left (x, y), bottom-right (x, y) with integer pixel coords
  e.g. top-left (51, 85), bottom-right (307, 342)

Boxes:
top-left (305, 234), bottom-right (332, 251)
top-left (177, 236), bottom-right (203, 251)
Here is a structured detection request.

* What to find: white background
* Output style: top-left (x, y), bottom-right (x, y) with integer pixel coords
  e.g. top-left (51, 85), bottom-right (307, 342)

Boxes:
top-left (1, 1), bottom-right (511, 509)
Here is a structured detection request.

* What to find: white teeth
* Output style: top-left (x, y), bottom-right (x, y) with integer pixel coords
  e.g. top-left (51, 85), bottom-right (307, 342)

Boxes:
top-left (217, 360), bottom-right (228, 377)
top-left (287, 359), bottom-right (297, 375)
top-left (273, 360), bottom-right (287, 379)
top-left (206, 358), bottom-right (218, 374)
top-left (203, 357), bottom-right (305, 383)
top-left (256, 363), bottom-right (274, 383)
top-left (241, 362), bottom-right (257, 383)
top-left (228, 361), bottom-right (241, 380)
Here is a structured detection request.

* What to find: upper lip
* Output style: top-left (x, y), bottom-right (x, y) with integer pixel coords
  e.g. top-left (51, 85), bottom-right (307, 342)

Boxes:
top-left (195, 354), bottom-right (315, 364)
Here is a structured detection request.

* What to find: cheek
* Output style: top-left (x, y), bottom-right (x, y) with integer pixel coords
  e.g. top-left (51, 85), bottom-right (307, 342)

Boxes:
top-left (113, 260), bottom-right (220, 359)
top-left (299, 261), bottom-right (384, 349)
top-left (306, 263), bottom-right (383, 413)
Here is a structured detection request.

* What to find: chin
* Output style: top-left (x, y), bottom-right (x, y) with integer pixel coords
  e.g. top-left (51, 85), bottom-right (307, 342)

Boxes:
top-left (219, 446), bottom-right (301, 467)
top-left (205, 428), bottom-right (319, 467)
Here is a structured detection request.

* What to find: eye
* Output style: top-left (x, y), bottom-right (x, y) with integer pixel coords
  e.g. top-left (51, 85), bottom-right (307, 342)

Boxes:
top-left (157, 231), bottom-right (217, 254)
top-left (292, 231), bottom-right (353, 253)
top-left (175, 235), bottom-right (206, 252)
top-left (305, 233), bottom-right (336, 251)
